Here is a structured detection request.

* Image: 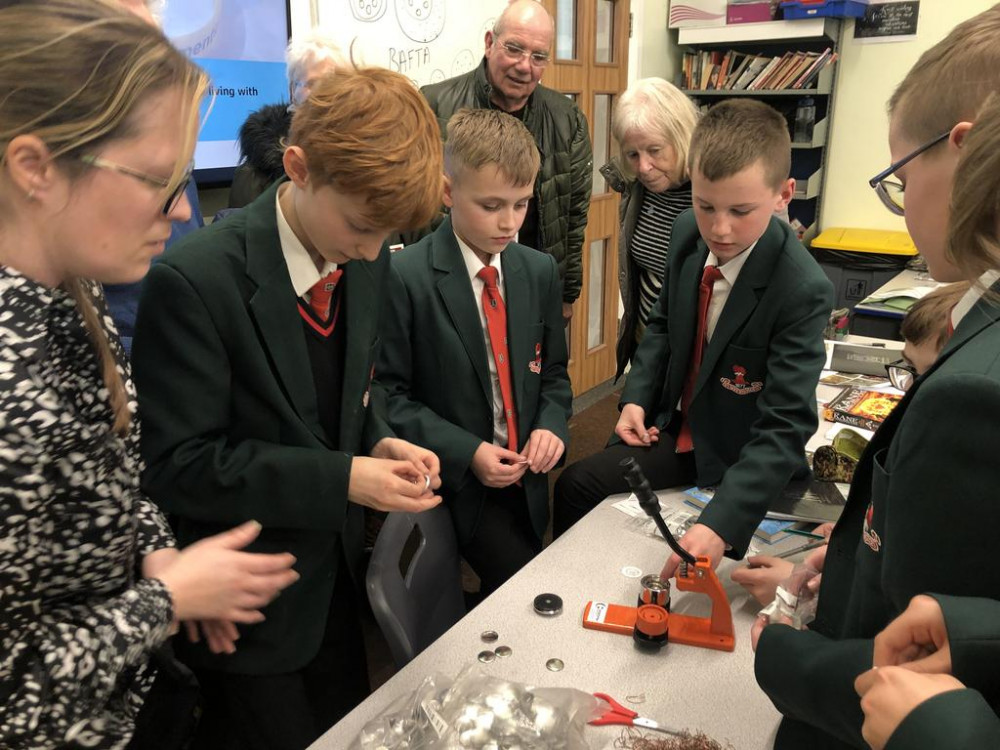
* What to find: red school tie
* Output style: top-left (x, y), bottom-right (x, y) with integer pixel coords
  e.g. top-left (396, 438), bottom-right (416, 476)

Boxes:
top-left (477, 266), bottom-right (519, 453)
top-left (299, 269), bottom-right (344, 338)
top-left (308, 269), bottom-right (343, 319)
top-left (675, 265), bottom-right (725, 453)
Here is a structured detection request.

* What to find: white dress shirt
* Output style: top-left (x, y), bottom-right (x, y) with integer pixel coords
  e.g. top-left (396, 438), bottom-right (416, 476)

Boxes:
top-left (704, 239), bottom-right (758, 342)
top-left (276, 186), bottom-right (338, 301)
top-left (951, 270), bottom-right (1000, 331)
top-left (456, 232), bottom-right (509, 448)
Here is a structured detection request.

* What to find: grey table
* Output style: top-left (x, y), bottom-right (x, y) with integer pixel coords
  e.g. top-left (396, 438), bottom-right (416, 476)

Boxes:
top-left (312, 489), bottom-right (788, 750)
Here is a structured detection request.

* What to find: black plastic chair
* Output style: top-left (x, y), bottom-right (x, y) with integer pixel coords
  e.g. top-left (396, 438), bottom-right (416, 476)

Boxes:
top-left (365, 506), bottom-right (466, 668)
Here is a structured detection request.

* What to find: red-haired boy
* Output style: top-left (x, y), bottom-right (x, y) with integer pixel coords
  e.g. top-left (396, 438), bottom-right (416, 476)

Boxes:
top-left (132, 68), bottom-right (444, 749)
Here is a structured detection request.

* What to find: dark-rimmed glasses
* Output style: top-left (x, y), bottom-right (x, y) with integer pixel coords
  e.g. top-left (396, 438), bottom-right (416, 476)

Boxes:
top-left (868, 130), bottom-right (950, 216)
top-left (79, 154), bottom-right (193, 216)
top-left (498, 40), bottom-right (550, 67)
top-left (885, 358), bottom-right (918, 392)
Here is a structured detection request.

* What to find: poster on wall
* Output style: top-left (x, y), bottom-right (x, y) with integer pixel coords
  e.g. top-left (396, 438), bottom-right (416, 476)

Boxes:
top-left (853, 1), bottom-right (920, 43)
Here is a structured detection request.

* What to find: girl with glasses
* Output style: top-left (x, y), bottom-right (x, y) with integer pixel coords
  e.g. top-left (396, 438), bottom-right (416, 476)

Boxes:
top-left (753, 6), bottom-right (1000, 749)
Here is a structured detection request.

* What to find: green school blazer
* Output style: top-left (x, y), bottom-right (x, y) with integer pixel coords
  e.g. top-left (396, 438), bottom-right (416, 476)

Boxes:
top-left (620, 210), bottom-right (834, 557)
top-left (756, 290), bottom-right (1000, 748)
top-left (375, 218), bottom-right (572, 544)
top-left (132, 182), bottom-right (392, 674)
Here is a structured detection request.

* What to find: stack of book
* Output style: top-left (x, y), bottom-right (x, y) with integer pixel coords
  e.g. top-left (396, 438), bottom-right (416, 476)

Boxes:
top-left (681, 47), bottom-right (837, 92)
top-left (684, 478), bottom-right (847, 528)
top-left (823, 387), bottom-right (902, 432)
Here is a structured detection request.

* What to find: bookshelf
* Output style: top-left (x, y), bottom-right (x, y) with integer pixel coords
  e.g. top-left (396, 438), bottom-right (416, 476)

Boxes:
top-left (673, 19), bottom-right (843, 238)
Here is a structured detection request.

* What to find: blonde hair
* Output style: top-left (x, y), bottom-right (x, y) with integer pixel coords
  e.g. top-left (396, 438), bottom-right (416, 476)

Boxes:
top-left (444, 109), bottom-right (540, 187)
top-left (612, 78), bottom-right (700, 183)
top-left (0, 0), bottom-right (208, 434)
top-left (688, 99), bottom-right (790, 190)
top-left (288, 67), bottom-right (443, 231)
top-left (948, 91), bottom-right (1000, 285)
top-left (889, 5), bottom-right (1000, 145)
top-left (900, 282), bottom-right (970, 351)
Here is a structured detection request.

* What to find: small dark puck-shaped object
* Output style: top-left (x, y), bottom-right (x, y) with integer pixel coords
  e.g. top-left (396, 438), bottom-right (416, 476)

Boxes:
top-left (533, 593), bottom-right (563, 616)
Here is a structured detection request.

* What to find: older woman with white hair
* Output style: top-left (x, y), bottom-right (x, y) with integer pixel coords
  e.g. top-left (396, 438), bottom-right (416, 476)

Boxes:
top-left (601, 77), bottom-right (700, 381)
top-left (286, 29), bottom-right (348, 108)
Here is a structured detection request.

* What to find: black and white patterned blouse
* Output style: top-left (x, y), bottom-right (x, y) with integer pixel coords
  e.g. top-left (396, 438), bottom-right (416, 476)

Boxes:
top-left (0, 267), bottom-right (176, 749)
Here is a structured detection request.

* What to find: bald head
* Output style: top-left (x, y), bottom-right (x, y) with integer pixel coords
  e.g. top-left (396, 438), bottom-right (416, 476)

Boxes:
top-left (493, 0), bottom-right (555, 38)
top-left (484, 0), bottom-right (554, 112)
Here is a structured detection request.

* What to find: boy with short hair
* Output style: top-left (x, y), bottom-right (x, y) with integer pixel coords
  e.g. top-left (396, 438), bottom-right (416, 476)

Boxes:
top-left (376, 108), bottom-right (572, 597)
top-left (898, 281), bottom-right (969, 377)
top-left (555, 99), bottom-right (834, 577)
top-left (132, 67), bottom-right (445, 750)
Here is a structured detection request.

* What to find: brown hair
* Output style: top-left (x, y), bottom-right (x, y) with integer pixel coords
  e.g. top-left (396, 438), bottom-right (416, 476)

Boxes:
top-left (900, 282), bottom-right (970, 351)
top-left (444, 108), bottom-right (540, 187)
top-left (0, 0), bottom-right (207, 434)
top-left (687, 99), bottom-right (790, 190)
top-left (288, 67), bottom-right (443, 231)
top-left (947, 90), bottom-right (1000, 285)
top-left (889, 5), bottom-right (1000, 145)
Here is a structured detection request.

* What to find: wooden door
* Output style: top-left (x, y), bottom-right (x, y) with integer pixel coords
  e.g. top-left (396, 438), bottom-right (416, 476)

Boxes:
top-left (540, 0), bottom-right (630, 396)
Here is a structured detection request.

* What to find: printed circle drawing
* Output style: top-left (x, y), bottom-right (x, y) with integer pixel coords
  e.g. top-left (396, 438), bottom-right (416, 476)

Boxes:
top-left (429, 68), bottom-right (446, 83)
top-left (396, 0), bottom-right (445, 43)
top-left (452, 49), bottom-right (476, 76)
top-left (350, 0), bottom-right (387, 22)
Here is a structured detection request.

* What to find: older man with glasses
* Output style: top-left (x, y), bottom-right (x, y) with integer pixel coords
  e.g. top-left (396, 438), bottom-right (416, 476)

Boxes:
top-left (421, 0), bottom-right (593, 320)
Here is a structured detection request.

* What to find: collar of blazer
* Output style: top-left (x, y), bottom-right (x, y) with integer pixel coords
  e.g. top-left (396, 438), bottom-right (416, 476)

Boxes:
top-left (684, 217), bottom-right (788, 399)
top-left (431, 216), bottom-right (531, 416)
top-left (243, 180), bottom-right (381, 449)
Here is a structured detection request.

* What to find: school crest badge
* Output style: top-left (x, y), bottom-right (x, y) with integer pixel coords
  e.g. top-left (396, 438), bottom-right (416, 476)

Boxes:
top-left (363, 364), bottom-right (375, 408)
top-left (720, 365), bottom-right (763, 395)
top-left (862, 501), bottom-right (882, 552)
top-left (528, 343), bottom-right (542, 374)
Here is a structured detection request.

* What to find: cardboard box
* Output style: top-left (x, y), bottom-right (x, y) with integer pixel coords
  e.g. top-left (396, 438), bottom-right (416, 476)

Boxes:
top-left (727, 2), bottom-right (776, 24)
top-left (669, 0), bottom-right (727, 28)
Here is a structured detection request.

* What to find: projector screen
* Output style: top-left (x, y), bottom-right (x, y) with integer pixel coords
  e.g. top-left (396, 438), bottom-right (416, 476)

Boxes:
top-left (162, 0), bottom-right (292, 183)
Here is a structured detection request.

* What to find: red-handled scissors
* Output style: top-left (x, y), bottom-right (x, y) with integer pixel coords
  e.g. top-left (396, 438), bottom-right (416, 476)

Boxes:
top-left (589, 693), bottom-right (682, 735)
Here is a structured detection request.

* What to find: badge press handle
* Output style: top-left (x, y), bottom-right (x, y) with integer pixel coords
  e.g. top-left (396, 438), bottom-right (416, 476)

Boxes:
top-left (581, 458), bottom-right (735, 652)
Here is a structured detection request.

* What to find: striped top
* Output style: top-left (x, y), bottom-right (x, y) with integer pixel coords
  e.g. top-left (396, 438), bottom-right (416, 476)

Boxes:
top-left (630, 181), bottom-right (693, 327)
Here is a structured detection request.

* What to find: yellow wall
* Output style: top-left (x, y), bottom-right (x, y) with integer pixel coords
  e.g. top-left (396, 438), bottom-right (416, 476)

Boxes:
top-left (822, 1), bottom-right (996, 231)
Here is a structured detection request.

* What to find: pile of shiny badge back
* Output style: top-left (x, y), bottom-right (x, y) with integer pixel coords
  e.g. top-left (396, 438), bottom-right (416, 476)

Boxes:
top-left (353, 665), bottom-right (598, 749)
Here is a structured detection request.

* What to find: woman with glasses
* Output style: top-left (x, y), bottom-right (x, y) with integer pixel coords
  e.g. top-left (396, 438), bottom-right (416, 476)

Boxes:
top-left (0, 3), bottom-right (298, 748)
top-left (753, 7), bottom-right (1000, 750)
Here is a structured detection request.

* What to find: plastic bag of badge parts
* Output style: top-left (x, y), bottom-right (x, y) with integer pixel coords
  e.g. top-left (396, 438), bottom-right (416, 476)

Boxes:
top-left (352, 665), bottom-right (601, 749)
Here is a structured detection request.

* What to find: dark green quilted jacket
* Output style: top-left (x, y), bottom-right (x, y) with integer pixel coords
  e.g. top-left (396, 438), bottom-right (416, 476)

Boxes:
top-left (421, 60), bottom-right (593, 303)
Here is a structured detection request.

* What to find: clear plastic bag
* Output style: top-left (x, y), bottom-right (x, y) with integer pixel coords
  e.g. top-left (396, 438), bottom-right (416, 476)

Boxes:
top-left (757, 563), bottom-right (821, 630)
top-left (353, 665), bottom-right (600, 749)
